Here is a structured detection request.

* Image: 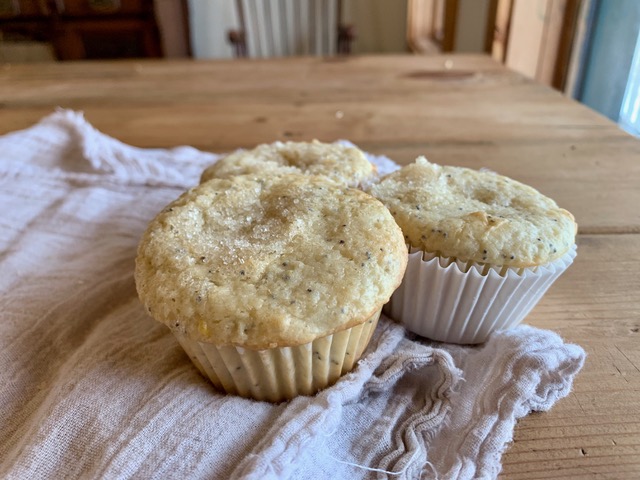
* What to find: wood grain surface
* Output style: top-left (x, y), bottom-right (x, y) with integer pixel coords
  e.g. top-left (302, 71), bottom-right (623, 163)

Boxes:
top-left (1, 54), bottom-right (638, 479)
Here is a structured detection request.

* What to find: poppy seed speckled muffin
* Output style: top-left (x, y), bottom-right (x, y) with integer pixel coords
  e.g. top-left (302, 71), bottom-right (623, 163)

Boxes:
top-left (136, 173), bottom-right (407, 401)
top-left (200, 140), bottom-right (376, 188)
top-left (370, 157), bottom-right (577, 344)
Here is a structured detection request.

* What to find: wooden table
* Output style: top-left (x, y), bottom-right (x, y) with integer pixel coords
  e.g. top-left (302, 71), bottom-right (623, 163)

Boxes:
top-left (1, 54), bottom-right (638, 478)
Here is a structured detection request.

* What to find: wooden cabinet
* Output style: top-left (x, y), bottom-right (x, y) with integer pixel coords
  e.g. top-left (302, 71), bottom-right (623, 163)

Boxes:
top-left (0, 0), bottom-right (47, 18)
top-left (0, 0), bottom-right (185, 60)
top-left (52, 0), bottom-right (162, 60)
top-left (59, 0), bottom-right (150, 16)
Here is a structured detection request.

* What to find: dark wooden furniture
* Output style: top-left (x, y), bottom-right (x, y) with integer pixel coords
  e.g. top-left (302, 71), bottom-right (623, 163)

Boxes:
top-left (0, 0), bottom-right (163, 60)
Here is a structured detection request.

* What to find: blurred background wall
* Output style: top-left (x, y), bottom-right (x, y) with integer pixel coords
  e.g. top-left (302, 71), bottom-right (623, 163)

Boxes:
top-left (1, 0), bottom-right (638, 134)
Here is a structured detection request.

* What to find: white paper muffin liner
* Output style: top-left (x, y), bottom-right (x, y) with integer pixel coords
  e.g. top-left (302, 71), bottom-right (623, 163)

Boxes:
top-left (173, 309), bottom-right (381, 402)
top-left (384, 245), bottom-right (577, 344)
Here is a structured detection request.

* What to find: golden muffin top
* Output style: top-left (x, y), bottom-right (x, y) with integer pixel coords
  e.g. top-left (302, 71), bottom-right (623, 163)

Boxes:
top-left (200, 140), bottom-right (375, 187)
top-left (369, 157), bottom-right (577, 268)
top-left (135, 173), bottom-right (407, 349)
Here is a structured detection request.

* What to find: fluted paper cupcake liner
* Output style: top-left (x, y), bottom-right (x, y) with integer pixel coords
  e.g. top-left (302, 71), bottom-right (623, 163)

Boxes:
top-left (384, 245), bottom-right (577, 344)
top-left (173, 309), bottom-right (381, 402)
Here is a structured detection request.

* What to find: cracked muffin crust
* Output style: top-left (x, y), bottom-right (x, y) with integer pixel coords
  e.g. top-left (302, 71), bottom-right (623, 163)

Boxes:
top-left (135, 173), bottom-right (407, 349)
top-left (200, 140), bottom-right (376, 188)
top-left (370, 157), bottom-right (577, 268)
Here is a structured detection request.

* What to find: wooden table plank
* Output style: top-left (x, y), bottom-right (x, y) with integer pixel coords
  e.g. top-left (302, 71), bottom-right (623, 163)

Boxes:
top-left (1, 54), bottom-right (639, 478)
top-left (1, 55), bottom-right (638, 234)
top-left (502, 234), bottom-right (640, 479)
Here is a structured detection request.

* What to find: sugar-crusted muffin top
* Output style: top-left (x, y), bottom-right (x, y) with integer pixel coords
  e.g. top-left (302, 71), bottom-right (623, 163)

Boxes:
top-left (200, 140), bottom-right (375, 187)
top-left (135, 174), bottom-right (407, 349)
top-left (369, 157), bottom-right (577, 268)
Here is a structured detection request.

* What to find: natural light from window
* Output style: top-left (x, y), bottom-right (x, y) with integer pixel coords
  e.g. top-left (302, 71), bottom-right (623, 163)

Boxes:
top-left (620, 28), bottom-right (640, 137)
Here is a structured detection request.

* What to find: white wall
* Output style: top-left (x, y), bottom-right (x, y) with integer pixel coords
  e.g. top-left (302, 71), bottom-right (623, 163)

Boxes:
top-left (155, 0), bottom-right (191, 57)
top-left (454, 0), bottom-right (490, 53)
top-left (188, 0), bottom-right (237, 59)
top-left (345, 0), bottom-right (408, 54)
top-left (188, 0), bottom-right (408, 59)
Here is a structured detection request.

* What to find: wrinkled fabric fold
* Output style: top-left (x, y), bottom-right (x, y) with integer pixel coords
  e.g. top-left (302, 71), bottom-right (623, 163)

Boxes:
top-left (0, 111), bottom-right (585, 480)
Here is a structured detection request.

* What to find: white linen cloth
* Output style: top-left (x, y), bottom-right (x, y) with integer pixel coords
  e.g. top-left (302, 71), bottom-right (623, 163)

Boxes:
top-left (0, 111), bottom-right (585, 480)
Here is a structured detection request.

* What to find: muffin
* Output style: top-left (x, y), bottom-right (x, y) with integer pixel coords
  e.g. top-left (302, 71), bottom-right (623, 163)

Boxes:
top-left (200, 140), bottom-right (376, 188)
top-left (370, 157), bottom-right (577, 344)
top-left (135, 173), bottom-right (407, 401)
